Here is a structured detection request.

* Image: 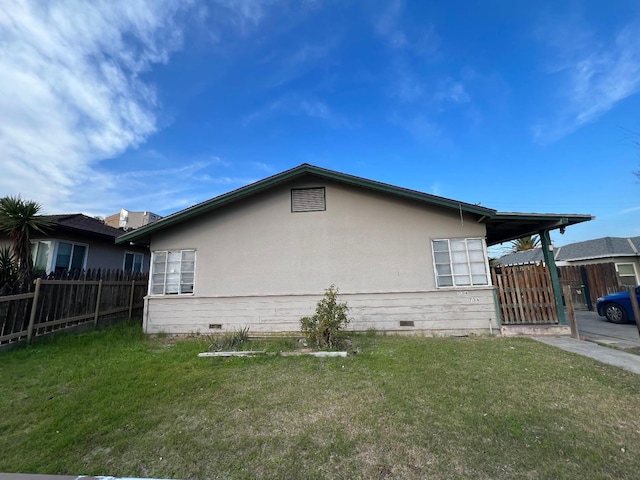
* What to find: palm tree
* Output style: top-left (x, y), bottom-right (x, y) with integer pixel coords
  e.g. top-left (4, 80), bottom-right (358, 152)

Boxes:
top-left (0, 196), bottom-right (51, 282)
top-left (510, 235), bottom-right (540, 253)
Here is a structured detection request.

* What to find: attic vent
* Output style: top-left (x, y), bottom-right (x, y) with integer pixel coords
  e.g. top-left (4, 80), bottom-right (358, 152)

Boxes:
top-left (291, 187), bottom-right (326, 212)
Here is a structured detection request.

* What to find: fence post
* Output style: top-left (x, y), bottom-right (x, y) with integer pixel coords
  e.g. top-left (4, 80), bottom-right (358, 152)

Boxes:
top-left (128, 280), bottom-right (136, 319)
top-left (94, 280), bottom-right (103, 327)
top-left (562, 285), bottom-right (579, 339)
top-left (26, 278), bottom-right (42, 345)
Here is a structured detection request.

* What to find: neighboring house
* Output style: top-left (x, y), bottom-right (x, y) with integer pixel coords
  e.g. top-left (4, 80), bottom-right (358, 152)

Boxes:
top-left (117, 164), bottom-right (591, 335)
top-left (105, 209), bottom-right (162, 230)
top-left (499, 237), bottom-right (640, 286)
top-left (0, 214), bottom-right (150, 274)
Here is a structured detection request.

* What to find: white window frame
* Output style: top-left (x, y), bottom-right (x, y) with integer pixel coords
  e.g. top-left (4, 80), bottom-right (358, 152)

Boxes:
top-left (53, 240), bottom-right (89, 272)
top-left (432, 237), bottom-right (490, 288)
top-left (150, 249), bottom-right (196, 296)
top-left (31, 239), bottom-right (89, 273)
top-left (615, 262), bottom-right (639, 286)
top-left (123, 251), bottom-right (145, 273)
top-left (31, 240), bottom-right (53, 273)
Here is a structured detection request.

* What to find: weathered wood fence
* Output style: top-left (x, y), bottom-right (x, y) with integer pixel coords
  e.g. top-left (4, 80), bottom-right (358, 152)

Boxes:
top-left (1, 270), bottom-right (148, 347)
top-left (558, 263), bottom-right (621, 310)
top-left (492, 261), bottom-right (625, 324)
top-left (491, 263), bottom-right (559, 324)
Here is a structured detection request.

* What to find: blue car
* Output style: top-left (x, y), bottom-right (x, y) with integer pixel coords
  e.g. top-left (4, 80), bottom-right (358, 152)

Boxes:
top-left (596, 287), bottom-right (640, 323)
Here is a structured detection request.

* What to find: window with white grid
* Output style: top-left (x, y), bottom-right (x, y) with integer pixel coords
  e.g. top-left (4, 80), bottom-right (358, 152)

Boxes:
top-left (432, 238), bottom-right (489, 288)
top-left (150, 250), bottom-right (195, 295)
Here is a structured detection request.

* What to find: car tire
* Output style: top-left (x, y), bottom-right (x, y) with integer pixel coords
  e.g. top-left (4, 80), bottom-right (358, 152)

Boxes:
top-left (603, 303), bottom-right (627, 324)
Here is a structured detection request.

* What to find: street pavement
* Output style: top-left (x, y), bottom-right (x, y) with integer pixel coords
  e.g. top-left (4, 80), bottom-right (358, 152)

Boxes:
top-left (574, 309), bottom-right (640, 349)
top-left (533, 309), bottom-right (640, 375)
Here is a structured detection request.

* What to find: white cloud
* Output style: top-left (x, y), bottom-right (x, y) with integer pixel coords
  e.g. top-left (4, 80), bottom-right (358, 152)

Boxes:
top-left (533, 20), bottom-right (640, 144)
top-left (0, 0), bottom-right (278, 216)
top-left (0, 0), bottom-right (196, 211)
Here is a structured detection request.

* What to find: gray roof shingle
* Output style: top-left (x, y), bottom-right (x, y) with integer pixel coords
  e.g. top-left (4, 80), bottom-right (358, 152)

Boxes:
top-left (499, 236), bottom-right (640, 265)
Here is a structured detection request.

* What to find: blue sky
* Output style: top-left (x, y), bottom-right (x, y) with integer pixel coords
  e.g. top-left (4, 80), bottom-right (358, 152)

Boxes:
top-left (2, 0), bottom-right (640, 252)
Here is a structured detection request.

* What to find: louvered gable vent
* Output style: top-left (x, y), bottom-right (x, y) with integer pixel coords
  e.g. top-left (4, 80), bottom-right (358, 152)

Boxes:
top-left (291, 187), bottom-right (326, 212)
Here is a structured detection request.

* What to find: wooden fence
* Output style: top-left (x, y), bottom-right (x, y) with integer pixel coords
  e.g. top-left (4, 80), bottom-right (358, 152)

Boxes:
top-left (0, 270), bottom-right (148, 347)
top-left (558, 263), bottom-right (621, 310)
top-left (491, 263), bottom-right (559, 324)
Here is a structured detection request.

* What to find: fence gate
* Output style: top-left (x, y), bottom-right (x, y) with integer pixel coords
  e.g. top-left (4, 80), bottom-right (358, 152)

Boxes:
top-left (558, 263), bottom-right (621, 311)
top-left (491, 263), bottom-right (559, 324)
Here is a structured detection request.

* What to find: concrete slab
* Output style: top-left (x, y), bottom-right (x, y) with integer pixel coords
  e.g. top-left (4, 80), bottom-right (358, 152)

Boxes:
top-left (533, 336), bottom-right (640, 374)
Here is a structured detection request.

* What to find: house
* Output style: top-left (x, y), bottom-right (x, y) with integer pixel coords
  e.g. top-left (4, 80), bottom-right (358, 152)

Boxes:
top-left (105, 209), bottom-right (162, 230)
top-left (499, 237), bottom-right (640, 286)
top-left (116, 164), bottom-right (592, 335)
top-left (1, 214), bottom-right (150, 274)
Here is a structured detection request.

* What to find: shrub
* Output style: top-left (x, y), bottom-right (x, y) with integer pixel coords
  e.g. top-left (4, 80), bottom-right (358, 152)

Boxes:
top-left (0, 245), bottom-right (17, 288)
top-left (208, 326), bottom-right (250, 352)
top-left (300, 284), bottom-right (350, 349)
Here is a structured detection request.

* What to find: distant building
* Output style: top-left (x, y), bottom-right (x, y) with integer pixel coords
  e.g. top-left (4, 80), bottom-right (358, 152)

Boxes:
top-left (105, 209), bottom-right (162, 231)
top-left (499, 236), bottom-right (640, 286)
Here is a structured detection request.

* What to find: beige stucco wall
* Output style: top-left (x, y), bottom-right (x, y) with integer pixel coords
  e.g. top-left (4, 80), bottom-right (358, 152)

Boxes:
top-left (145, 177), bottom-right (497, 334)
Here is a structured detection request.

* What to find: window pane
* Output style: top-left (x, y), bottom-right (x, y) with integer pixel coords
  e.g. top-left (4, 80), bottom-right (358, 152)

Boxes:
top-left (152, 273), bottom-right (165, 284)
top-left (437, 275), bottom-right (453, 287)
top-left (432, 240), bottom-right (449, 252)
top-left (34, 241), bottom-right (50, 271)
top-left (55, 242), bottom-right (72, 269)
top-left (453, 263), bottom-right (469, 275)
top-left (455, 275), bottom-right (471, 286)
top-left (70, 245), bottom-right (86, 270)
top-left (470, 262), bottom-right (486, 274)
top-left (168, 251), bottom-right (181, 263)
top-left (451, 251), bottom-right (467, 263)
top-left (467, 239), bottom-right (483, 250)
top-left (434, 252), bottom-right (450, 264)
top-left (436, 264), bottom-right (452, 275)
top-left (182, 250), bottom-right (195, 262)
top-left (180, 283), bottom-right (194, 294)
top-left (182, 261), bottom-right (195, 272)
top-left (617, 264), bottom-right (635, 275)
top-left (468, 250), bottom-right (484, 262)
top-left (472, 274), bottom-right (488, 285)
top-left (619, 275), bottom-right (636, 286)
top-left (151, 284), bottom-right (164, 295)
top-left (124, 253), bottom-right (134, 271)
top-left (133, 254), bottom-right (143, 272)
top-left (450, 240), bottom-right (466, 251)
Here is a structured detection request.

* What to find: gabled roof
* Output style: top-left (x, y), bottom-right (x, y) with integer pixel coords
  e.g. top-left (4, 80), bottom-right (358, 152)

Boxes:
top-left (37, 214), bottom-right (124, 241)
top-left (499, 236), bottom-right (640, 265)
top-left (116, 163), bottom-right (593, 246)
top-left (498, 248), bottom-right (545, 265)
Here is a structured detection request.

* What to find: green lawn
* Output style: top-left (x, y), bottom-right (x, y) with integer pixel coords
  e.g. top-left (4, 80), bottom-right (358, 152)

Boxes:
top-left (1, 322), bottom-right (639, 479)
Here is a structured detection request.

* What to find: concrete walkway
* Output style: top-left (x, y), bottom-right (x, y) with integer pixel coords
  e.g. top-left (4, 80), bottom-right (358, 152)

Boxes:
top-left (533, 336), bottom-right (640, 374)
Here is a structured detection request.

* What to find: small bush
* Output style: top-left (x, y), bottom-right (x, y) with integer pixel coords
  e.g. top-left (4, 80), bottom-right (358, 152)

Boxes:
top-left (300, 284), bottom-right (350, 349)
top-left (208, 327), bottom-right (249, 352)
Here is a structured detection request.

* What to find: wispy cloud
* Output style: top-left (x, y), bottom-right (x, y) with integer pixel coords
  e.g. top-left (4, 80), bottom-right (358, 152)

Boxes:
top-left (533, 19), bottom-right (640, 144)
top-left (243, 94), bottom-right (353, 128)
top-left (0, 0), bottom-right (198, 211)
top-left (0, 0), bottom-right (278, 215)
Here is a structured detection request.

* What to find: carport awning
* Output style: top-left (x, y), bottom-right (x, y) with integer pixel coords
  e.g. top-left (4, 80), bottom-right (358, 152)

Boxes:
top-left (484, 212), bottom-right (593, 246)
